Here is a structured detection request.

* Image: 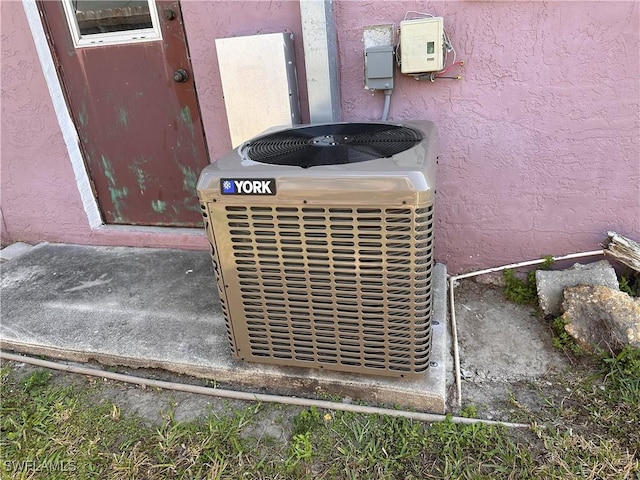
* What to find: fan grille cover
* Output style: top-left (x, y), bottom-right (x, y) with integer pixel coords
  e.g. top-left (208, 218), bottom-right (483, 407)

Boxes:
top-left (243, 123), bottom-right (423, 168)
top-left (197, 121), bottom-right (438, 378)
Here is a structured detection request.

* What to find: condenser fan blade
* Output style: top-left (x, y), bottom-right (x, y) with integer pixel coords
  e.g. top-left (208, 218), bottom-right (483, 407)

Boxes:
top-left (244, 123), bottom-right (423, 168)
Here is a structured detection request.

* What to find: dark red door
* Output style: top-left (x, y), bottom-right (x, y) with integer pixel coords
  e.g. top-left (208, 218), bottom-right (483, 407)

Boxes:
top-left (40, 0), bottom-right (209, 226)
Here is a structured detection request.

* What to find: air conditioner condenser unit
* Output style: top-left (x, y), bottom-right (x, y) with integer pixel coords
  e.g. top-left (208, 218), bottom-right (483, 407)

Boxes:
top-left (197, 121), bottom-right (439, 378)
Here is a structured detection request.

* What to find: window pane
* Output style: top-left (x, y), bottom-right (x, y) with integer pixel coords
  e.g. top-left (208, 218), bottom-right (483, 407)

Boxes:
top-left (74, 1), bottom-right (152, 35)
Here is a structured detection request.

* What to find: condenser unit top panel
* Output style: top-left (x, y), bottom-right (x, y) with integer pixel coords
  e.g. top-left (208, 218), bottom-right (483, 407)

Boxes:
top-left (197, 121), bottom-right (439, 202)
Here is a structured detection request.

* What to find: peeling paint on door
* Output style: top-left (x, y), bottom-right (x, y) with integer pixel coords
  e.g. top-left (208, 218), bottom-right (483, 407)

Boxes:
top-left (130, 167), bottom-right (146, 192)
top-left (128, 156), bottom-right (151, 193)
top-left (101, 155), bottom-right (129, 223)
top-left (40, 1), bottom-right (209, 227)
top-left (151, 200), bottom-right (167, 213)
top-left (178, 164), bottom-right (197, 193)
top-left (78, 103), bottom-right (88, 127)
top-left (116, 106), bottom-right (129, 127)
top-left (180, 105), bottom-right (195, 138)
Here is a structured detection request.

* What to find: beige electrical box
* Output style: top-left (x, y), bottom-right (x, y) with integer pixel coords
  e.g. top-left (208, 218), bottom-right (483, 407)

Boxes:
top-left (400, 17), bottom-right (444, 74)
top-left (216, 33), bottom-right (301, 148)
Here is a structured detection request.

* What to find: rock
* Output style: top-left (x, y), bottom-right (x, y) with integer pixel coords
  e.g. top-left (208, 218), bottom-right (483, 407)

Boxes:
top-left (535, 260), bottom-right (619, 317)
top-left (473, 272), bottom-right (506, 287)
top-left (561, 285), bottom-right (640, 352)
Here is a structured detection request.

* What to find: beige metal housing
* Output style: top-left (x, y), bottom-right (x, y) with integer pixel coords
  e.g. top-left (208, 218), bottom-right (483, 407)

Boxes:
top-left (197, 121), bottom-right (438, 378)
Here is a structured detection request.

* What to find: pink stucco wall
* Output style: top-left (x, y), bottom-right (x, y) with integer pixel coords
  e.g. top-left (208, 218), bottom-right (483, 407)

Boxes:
top-left (1, 1), bottom-right (639, 273)
top-left (334, 1), bottom-right (640, 271)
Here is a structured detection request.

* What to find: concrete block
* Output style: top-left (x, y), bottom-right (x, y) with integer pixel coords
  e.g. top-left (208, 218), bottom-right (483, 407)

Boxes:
top-left (535, 260), bottom-right (619, 317)
top-left (0, 242), bottom-right (34, 262)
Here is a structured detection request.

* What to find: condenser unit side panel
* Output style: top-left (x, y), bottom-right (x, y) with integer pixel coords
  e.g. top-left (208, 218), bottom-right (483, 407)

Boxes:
top-left (207, 196), bottom-right (435, 379)
top-left (200, 200), bottom-right (242, 356)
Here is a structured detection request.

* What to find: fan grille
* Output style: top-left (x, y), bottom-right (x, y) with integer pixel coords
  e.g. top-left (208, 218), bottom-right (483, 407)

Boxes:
top-left (243, 123), bottom-right (423, 168)
top-left (204, 202), bottom-right (435, 378)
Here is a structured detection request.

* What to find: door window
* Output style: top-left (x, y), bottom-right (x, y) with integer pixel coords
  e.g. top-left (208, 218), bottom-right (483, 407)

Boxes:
top-left (62, 0), bottom-right (162, 48)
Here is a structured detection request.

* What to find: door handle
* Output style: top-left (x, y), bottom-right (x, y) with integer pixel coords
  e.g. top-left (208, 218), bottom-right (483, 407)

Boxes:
top-left (173, 69), bottom-right (189, 83)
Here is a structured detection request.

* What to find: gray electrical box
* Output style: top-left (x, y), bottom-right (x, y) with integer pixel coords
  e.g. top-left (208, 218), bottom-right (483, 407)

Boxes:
top-left (365, 45), bottom-right (394, 90)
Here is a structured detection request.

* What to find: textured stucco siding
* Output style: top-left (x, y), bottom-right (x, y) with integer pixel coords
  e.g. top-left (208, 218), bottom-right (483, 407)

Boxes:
top-left (1, 1), bottom-right (639, 273)
top-left (335, 1), bottom-right (640, 271)
top-left (1, 1), bottom-right (89, 244)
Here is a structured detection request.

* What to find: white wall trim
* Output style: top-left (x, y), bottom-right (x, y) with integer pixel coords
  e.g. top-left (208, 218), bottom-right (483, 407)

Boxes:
top-left (22, 0), bottom-right (103, 229)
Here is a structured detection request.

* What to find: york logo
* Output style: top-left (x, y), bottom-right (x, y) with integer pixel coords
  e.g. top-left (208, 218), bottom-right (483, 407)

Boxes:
top-left (221, 179), bottom-right (276, 195)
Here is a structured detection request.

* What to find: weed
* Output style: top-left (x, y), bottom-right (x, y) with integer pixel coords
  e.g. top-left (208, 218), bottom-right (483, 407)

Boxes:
top-left (285, 431), bottom-right (313, 472)
top-left (292, 405), bottom-right (323, 436)
top-left (21, 369), bottom-right (53, 394)
top-left (619, 274), bottom-right (640, 297)
top-left (551, 316), bottom-right (585, 355)
top-left (503, 269), bottom-right (538, 305)
top-left (459, 405), bottom-right (478, 418)
top-left (599, 345), bottom-right (640, 405)
top-left (503, 255), bottom-right (553, 305)
top-left (541, 255), bottom-right (555, 270)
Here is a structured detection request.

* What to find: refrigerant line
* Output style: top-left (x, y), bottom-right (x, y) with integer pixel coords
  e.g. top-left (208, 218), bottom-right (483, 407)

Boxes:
top-left (0, 351), bottom-right (529, 428)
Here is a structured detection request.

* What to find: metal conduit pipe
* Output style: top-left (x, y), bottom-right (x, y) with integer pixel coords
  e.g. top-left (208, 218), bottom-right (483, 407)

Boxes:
top-left (448, 250), bottom-right (605, 407)
top-left (0, 351), bottom-right (529, 428)
top-left (381, 89), bottom-right (392, 122)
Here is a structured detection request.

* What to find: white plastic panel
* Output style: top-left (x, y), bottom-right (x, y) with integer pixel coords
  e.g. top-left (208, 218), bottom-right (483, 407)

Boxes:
top-left (216, 32), bottom-right (301, 148)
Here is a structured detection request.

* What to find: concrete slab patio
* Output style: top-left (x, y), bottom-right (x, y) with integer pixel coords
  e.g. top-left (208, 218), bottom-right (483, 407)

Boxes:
top-left (0, 243), bottom-right (449, 413)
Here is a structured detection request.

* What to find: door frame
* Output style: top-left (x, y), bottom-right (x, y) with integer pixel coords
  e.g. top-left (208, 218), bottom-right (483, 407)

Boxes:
top-left (22, 0), bottom-right (207, 236)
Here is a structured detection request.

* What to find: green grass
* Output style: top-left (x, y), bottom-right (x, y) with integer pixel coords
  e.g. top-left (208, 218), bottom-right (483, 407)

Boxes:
top-left (2, 352), bottom-right (639, 479)
top-left (508, 351), bottom-right (640, 479)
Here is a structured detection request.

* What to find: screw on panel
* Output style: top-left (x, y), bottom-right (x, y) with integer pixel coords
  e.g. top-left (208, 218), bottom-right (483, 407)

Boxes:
top-left (430, 361), bottom-right (438, 367)
top-left (432, 320), bottom-right (440, 326)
